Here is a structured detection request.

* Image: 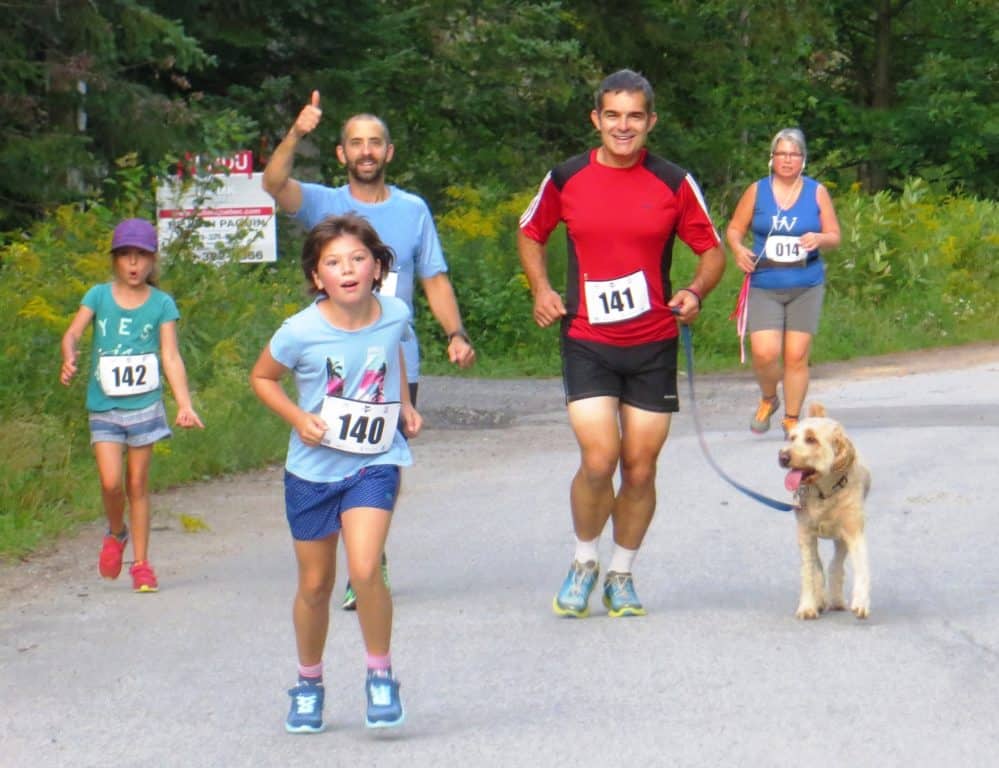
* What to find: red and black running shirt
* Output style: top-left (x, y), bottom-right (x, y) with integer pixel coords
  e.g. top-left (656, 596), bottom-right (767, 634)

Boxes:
top-left (520, 148), bottom-right (720, 346)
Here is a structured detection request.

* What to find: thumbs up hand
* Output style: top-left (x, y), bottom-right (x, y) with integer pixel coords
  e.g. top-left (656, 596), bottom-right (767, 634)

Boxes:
top-left (291, 90), bottom-right (323, 138)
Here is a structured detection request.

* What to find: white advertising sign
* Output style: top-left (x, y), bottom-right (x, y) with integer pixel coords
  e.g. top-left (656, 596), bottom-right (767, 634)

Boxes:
top-left (156, 152), bottom-right (277, 263)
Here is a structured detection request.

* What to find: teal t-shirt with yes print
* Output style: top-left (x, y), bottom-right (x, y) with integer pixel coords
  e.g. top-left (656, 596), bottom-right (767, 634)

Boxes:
top-left (81, 282), bottom-right (180, 412)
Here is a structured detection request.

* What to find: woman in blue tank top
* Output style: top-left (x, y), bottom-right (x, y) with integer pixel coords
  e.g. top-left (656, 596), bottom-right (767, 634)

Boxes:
top-left (726, 128), bottom-right (841, 436)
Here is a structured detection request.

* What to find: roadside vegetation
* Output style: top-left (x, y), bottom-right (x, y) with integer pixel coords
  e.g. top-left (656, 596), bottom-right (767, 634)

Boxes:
top-left (2, 170), bottom-right (997, 559)
top-left (3, 2), bottom-right (997, 557)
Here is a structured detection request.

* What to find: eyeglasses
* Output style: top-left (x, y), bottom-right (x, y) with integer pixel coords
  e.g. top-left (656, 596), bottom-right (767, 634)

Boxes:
top-left (772, 152), bottom-right (803, 160)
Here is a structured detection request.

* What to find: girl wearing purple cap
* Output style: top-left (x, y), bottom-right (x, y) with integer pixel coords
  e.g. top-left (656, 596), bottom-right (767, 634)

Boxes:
top-left (60, 218), bottom-right (204, 593)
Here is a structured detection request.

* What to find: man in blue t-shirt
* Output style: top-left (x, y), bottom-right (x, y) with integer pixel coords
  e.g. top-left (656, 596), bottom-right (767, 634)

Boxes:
top-left (263, 91), bottom-right (475, 387)
top-left (263, 90), bottom-right (476, 608)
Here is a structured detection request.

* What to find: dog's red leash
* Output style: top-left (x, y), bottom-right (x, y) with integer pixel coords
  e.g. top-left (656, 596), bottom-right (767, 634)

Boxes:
top-left (677, 321), bottom-right (794, 512)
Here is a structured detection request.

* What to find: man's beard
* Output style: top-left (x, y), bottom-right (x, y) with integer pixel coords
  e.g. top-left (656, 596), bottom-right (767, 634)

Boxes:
top-left (348, 157), bottom-right (386, 183)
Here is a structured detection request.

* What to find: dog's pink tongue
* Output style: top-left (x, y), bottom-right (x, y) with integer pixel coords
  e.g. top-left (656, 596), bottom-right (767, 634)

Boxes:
top-left (785, 469), bottom-right (805, 492)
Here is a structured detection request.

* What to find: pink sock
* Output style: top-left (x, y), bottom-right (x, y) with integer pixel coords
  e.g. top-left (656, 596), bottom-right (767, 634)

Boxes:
top-left (298, 661), bottom-right (323, 681)
top-left (366, 652), bottom-right (391, 672)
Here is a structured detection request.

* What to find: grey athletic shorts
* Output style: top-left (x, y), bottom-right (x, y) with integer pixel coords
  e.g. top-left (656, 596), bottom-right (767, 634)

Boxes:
top-left (747, 283), bottom-right (825, 335)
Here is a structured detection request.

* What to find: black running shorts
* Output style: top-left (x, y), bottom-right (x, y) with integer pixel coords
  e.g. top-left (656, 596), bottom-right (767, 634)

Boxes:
top-left (561, 335), bottom-right (679, 413)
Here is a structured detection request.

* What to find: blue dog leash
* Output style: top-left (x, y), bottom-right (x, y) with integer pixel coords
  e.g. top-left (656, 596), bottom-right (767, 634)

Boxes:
top-left (676, 320), bottom-right (794, 512)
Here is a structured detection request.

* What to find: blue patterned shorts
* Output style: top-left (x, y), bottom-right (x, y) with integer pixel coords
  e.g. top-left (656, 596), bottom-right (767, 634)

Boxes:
top-left (284, 464), bottom-right (400, 541)
top-left (89, 401), bottom-right (172, 447)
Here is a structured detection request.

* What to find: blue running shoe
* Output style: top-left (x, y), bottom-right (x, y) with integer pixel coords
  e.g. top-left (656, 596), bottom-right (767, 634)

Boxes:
top-left (602, 571), bottom-right (647, 617)
top-left (285, 680), bottom-right (325, 733)
top-left (552, 560), bottom-right (599, 618)
top-left (365, 669), bottom-right (404, 728)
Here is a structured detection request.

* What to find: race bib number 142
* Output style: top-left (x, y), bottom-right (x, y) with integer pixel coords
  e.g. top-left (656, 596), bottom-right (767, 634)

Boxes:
top-left (98, 354), bottom-right (160, 397)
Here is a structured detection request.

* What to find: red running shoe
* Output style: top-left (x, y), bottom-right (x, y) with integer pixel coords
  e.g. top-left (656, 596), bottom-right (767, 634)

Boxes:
top-left (130, 561), bottom-right (159, 593)
top-left (98, 529), bottom-right (128, 579)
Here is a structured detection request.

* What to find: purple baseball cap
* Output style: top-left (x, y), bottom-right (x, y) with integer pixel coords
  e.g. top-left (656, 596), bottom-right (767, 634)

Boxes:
top-left (111, 218), bottom-right (158, 253)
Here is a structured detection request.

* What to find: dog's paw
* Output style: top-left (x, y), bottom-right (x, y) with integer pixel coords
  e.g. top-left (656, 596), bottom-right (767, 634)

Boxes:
top-left (851, 595), bottom-right (870, 620)
top-left (796, 603), bottom-right (821, 620)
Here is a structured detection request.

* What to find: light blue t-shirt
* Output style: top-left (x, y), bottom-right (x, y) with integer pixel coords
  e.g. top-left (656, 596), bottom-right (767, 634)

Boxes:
top-left (81, 283), bottom-right (180, 412)
top-left (269, 293), bottom-right (414, 482)
top-left (749, 175), bottom-right (826, 290)
top-left (294, 183), bottom-right (449, 381)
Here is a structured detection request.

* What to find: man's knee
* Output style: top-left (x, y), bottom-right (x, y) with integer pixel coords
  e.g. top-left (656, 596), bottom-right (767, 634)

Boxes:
top-left (578, 449), bottom-right (618, 483)
top-left (619, 457), bottom-right (657, 490)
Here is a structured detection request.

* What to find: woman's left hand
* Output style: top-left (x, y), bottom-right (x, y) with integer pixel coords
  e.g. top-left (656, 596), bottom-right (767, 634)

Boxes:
top-left (799, 232), bottom-right (823, 251)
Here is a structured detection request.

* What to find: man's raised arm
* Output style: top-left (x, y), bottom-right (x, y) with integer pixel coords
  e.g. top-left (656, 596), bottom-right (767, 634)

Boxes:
top-left (262, 90), bottom-right (323, 214)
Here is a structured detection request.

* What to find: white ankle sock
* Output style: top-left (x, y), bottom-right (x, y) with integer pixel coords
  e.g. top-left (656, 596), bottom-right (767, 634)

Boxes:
top-left (608, 544), bottom-right (638, 575)
top-left (574, 536), bottom-right (600, 565)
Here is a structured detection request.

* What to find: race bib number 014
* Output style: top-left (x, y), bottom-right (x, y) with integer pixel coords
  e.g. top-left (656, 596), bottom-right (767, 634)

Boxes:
top-left (320, 397), bottom-right (400, 454)
top-left (98, 354), bottom-right (160, 397)
top-left (764, 235), bottom-right (804, 264)
top-left (584, 270), bottom-right (651, 325)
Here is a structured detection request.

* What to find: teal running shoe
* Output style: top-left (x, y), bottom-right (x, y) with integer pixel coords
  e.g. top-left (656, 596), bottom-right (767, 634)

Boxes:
top-left (365, 669), bottom-right (404, 728)
top-left (552, 560), bottom-right (599, 618)
top-left (602, 571), bottom-right (647, 618)
top-left (285, 680), bottom-right (325, 734)
top-left (342, 583), bottom-right (357, 611)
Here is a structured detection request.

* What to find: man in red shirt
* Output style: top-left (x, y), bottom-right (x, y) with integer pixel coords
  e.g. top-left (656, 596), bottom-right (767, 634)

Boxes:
top-left (519, 69), bottom-right (726, 618)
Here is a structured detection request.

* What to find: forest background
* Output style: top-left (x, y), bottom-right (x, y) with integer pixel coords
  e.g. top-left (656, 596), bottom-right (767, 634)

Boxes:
top-left (2, 0), bottom-right (997, 556)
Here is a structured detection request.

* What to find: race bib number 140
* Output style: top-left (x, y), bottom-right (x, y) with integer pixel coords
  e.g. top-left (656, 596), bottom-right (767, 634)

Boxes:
top-left (320, 397), bottom-right (400, 454)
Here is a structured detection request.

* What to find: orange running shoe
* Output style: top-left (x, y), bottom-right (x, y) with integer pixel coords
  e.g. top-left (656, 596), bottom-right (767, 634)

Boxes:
top-left (750, 396), bottom-right (780, 434)
top-left (781, 416), bottom-right (799, 438)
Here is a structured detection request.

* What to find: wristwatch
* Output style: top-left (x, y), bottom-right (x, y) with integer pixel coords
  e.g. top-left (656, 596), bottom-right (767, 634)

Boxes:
top-left (447, 329), bottom-right (472, 344)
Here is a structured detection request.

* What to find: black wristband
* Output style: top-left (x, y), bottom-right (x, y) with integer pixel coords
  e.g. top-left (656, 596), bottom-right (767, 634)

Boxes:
top-left (447, 329), bottom-right (471, 344)
top-left (679, 287), bottom-right (702, 308)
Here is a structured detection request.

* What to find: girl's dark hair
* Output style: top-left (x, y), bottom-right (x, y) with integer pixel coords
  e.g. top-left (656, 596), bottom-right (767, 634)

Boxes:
top-left (301, 214), bottom-right (395, 295)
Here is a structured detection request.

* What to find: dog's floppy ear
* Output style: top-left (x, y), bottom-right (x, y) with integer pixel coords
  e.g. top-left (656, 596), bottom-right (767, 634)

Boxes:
top-left (831, 428), bottom-right (856, 474)
top-left (808, 402), bottom-right (827, 418)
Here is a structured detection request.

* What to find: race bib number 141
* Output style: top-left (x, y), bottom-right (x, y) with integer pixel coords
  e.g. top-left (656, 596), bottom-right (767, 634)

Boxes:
top-left (584, 270), bottom-right (651, 325)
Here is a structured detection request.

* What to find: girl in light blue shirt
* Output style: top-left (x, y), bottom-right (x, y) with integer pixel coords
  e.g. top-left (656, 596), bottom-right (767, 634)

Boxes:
top-left (251, 214), bottom-right (420, 733)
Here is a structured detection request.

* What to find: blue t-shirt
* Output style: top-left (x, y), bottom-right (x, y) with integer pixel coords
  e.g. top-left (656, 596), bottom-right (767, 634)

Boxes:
top-left (294, 183), bottom-right (449, 382)
top-left (81, 283), bottom-right (180, 412)
top-left (749, 175), bottom-right (826, 290)
top-left (269, 293), bottom-right (414, 482)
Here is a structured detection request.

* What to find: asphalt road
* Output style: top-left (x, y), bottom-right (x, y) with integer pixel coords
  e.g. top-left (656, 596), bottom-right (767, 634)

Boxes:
top-left (2, 343), bottom-right (998, 768)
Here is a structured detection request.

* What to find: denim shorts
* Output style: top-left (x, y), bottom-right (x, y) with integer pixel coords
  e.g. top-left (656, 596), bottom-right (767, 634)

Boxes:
top-left (284, 464), bottom-right (401, 541)
top-left (88, 401), bottom-right (172, 447)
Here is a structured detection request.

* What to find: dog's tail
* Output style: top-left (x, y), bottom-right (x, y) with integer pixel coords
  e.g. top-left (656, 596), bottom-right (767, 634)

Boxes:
top-left (807, 402), bottom-right (827, 418)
